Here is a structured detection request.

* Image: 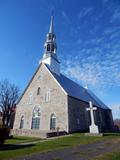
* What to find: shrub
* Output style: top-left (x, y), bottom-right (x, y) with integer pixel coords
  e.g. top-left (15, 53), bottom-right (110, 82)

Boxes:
top-left (0, 127), bottom-right (10, 145)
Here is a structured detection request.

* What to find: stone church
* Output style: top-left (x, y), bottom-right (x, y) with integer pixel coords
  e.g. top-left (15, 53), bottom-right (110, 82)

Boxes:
top-left (13, 17), bottom-right (114, 138)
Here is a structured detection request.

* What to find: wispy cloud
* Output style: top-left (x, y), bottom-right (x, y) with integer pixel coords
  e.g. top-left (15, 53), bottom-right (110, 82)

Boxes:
top-left (78, 7), bottom-right (94, 19)
top-left (62, 53), bottom-right (120, 88)
top-left (109, 104), bottom-right (120, 119)
top-left (103, 27), bottom-right (120, 35)
top-left (61, 11), bottom-right (71, 24)
top-left (61, 25), bottom-right (120, 91)
top-left (110, 7), bottom-right (120, 22)
top-left (58, 0), bottom-right (120, 118)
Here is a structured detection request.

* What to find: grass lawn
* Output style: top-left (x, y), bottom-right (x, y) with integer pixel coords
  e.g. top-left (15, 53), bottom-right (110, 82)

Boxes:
top-left (95, 151), bottom-right (120, 160)
top-left (0, 133), bottom-right (119, 160)
top-left (5, 136), bottom-right (42, 144)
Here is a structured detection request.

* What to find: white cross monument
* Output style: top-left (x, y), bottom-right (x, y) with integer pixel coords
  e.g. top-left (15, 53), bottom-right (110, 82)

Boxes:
top-left (86, 101), bottom-right (99, 134)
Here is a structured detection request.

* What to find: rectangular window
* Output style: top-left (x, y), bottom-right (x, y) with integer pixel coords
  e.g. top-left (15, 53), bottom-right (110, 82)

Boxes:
top-left (45, 91), bottom-right (50, 102)
top-left (50, 118), bottom-right (56, 130)
top-left (31, 117), bottom-right (40, 129)
top-left (37, 87), bottom-right (40, 95)
top-left (29, 92), bottom-right (33, 105)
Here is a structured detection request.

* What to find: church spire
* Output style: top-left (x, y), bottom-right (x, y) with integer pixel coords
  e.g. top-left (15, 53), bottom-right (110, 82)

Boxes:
top-left (43, 16), bottom-right (57, 59)
top-left (49, 16), bottom-right (54, 34)
top-left (41, 16), bottom-right (60, 75)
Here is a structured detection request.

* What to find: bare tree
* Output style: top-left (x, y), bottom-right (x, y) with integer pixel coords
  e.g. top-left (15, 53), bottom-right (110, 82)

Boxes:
top-left (0, 79), bottom-right (20, 127)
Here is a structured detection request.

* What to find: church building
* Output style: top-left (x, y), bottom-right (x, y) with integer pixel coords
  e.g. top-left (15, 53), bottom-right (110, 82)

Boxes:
top-left (13, 17), bottom-right (114, 138)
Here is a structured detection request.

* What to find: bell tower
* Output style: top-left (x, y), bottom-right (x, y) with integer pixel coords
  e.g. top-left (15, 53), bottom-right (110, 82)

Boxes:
top-left (41, 16), bottom-right (60, 75)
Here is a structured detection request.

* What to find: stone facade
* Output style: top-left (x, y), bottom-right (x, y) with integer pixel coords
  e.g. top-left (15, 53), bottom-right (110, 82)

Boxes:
top-left (13, 63), bottom-right (68, 137)
top-left (68, 96), bottom-right (90, 132)
top-left (68, 96), bottom-right (114, 133)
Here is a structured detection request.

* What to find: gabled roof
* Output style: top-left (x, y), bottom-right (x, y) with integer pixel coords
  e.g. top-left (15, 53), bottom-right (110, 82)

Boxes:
top-left (17, 62), bottom-right (109, 110)
top-left (46, 66), bottom-right (109, 110)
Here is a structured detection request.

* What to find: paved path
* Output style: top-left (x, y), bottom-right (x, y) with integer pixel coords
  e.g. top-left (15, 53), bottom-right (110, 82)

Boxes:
top-left (11, 137), bottom-right (120, 160)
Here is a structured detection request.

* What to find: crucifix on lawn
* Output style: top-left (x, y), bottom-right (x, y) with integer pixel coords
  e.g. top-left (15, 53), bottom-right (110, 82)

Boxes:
top-left (86, 101), bottom-right (99, 134)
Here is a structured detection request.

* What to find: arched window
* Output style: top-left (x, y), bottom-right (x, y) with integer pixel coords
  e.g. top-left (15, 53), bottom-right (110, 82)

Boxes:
top-left (20, 116), bottom-right (24, 129)
top-left (37, 87), bottom-right (40, 95)
top-left (31, 106), bottom-right (40, 129)
top-left (50, 113), bottom-right (56, 130)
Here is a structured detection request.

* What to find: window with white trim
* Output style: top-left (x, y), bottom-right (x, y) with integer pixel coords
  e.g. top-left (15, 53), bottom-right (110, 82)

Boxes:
top-left (31, 106), bottom-right (40, 129)
top-left (50, 113), bottom-right (56, 130)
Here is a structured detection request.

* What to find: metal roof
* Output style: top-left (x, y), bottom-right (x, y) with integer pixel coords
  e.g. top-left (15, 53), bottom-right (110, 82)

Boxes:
top-left (50, 70), bottom-right (109, 110)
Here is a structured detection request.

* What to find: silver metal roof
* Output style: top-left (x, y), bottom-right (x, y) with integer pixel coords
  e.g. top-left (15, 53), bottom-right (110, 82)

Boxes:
top-left (51, 70), bottom-right (109, 110)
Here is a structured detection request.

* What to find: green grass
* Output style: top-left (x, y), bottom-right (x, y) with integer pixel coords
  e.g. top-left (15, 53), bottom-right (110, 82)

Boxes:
top-left (0, 133), bottom-right (103, 160)
top-left (0, 133), bottom-right (119, 160)
top-left (105, 152), bottom-right (120, 160)
top-left (5, 136), bottom-right (42, 144)
top-left (95, 151), bottom-right (120, 160)
top-left (103, 133), bottom-right (120, 136)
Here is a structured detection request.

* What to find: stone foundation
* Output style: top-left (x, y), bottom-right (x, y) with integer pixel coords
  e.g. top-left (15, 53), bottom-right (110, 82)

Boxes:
top-left (11, 129), bottom-right (68, 138)
top-left (11, 129), bottom-right (47, 138)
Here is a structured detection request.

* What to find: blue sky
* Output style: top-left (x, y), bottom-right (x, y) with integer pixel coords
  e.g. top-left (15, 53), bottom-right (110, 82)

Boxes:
top-left (0, 0), bottom-right (120, 119)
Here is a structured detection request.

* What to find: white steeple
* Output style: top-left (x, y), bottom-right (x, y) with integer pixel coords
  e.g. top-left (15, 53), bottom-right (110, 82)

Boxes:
top-left (41, 16), bottom-right (60, 75)
top-left (49, 16), bottom-right (54, 34)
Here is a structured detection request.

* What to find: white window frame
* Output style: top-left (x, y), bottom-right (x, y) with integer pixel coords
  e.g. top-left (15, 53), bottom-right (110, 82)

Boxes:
top-left (50, 113), bottom-right (57, 130)
top-left (31, 106), bottom-right (41, 129)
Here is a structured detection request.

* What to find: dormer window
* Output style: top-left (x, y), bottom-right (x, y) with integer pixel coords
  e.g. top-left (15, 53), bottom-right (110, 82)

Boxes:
top-left (37, 87), bottom-right (40, 95)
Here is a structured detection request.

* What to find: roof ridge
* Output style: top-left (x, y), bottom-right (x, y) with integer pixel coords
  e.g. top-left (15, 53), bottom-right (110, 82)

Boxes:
top-left (86, 89), bottom-right (109, 109)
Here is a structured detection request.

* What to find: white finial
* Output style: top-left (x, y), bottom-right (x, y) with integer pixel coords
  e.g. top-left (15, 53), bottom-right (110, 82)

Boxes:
top-left (84, 85), bottom-right (88, 90)
top-left (49, 16), bottom-right (54, 33)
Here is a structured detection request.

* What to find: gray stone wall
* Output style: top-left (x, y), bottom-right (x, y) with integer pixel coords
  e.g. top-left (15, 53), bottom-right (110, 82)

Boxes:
top-left (68, 96), bottom-right (113, 133)
top-left (104, 110), bottom-right (114, 131)
top-left (94, 108), bottom-right (107, 131)
top-left (68, 96), bottom-right (90, 133)
top-left (11, 129), bottom-right (47, 138)
top-left (13, 63), bottom-right (68, 136)
top-left (94, 108), bottom-right (114, 132)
